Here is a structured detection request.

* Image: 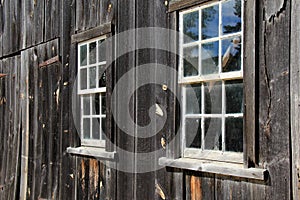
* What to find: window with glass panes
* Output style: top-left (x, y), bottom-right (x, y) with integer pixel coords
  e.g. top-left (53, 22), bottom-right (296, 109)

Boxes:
top-left (180, 0), bottom-right (243, 155)
top-left (78, 36), bottom-right (107, 147)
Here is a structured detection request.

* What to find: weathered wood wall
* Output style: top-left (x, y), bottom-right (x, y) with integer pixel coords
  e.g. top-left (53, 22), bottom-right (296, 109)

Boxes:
top-left (0, 0), bottom-right (298, 199)
top-left (0, 56), bottom-right (21, 200)
top-left (21, 39), bottom-right (61, 199)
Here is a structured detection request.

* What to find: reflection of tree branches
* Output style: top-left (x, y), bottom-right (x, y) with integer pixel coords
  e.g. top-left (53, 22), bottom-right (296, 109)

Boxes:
top-left (183, 12), bottom-right (198, 40)
top-left (202, 7), bottom-right (217, 39)
top-left (183, 6), bottom-right (217, 40)
top-left (223, 0), bottom-right (241, 34)
top-left (202, 7), bottom-right (217, 28)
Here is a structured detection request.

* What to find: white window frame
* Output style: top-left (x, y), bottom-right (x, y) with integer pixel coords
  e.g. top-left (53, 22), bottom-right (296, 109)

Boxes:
top-left (78, 35), bottom-right (107, 148)
top-left (179, 0), bottom-right (244, 163)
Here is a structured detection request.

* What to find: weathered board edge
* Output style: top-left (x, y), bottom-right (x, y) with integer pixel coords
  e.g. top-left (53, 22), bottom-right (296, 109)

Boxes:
top-left (159, 157), bottom-right (267, 181)
top-left (290, 0), bottom-right (300, 199)
top-left (71, 22), bottom-right (112, 44)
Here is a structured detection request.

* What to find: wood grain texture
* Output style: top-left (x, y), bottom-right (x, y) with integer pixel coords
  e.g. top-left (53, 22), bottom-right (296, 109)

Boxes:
top-left (0, 0), bottom-right (297, 199)
top-left (0, 56), bottom-right (21, 200)
top-left (18, 39), bottom-right (61, 200)
top-left (290, 0), bottom-right (300, 198)
top-left (244, 0), bottom-right (259, 168)
top-left (44, 0), bottom-right (60, 41)
top-left (71, 22), bottom-right (112, 44)
top-left (258, 0), bottom-right (291, 199)
top-left (22, 0), bottom-right (44, 49)
top-left (168, 0), bottom-right (209, 12)
top-left (59, 0), bottom-right (78, 199)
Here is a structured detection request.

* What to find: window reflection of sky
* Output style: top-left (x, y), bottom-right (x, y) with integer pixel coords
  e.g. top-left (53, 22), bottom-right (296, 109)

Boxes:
top-left (202, 42), bottom-right (218, 60)
top-left (182, 0), bottom-right (241, 76)
top-left (222, 0), bottom-right (241, 34)
top-left (183, 11), bottom-right (199, 43)
top-left (202, 5), bottom-right (219, 40)
top-left (202, 41), bottom-right (219, 75)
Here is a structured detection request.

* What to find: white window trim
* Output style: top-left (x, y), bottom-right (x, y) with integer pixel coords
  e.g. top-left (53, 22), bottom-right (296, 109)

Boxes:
top-left (78, 35), bottom-right (107, 148)
top-left (179, 0), bottom-right (244, 163)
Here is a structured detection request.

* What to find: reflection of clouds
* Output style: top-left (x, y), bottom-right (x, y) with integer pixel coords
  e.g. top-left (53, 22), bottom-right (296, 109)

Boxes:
top-left (202, 43), bottom-right (218, 60)
top-left (190, 47), bottom-right (198, 57)
top-left (222, 0), bottom-right (241, 26)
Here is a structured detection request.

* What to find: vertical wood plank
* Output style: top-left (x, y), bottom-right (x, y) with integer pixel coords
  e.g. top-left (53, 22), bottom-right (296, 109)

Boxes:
top-left (243, 0), bottom-right (258, 168)
top-left (115, 0), bottom-right (136, 199)
top-left (2, 0), bottom-right (11, 56)
top-left (290, 0), bottom-right (300, 198)
top-left (0, 58), bottom-right (9, 200)
top-left (100, 0), bottom-right (115, 25)
top-left (258, 0), bottom-right (291, 199)
top-left (135, 0), bottom-right (156, 199)
top-left (185, 173), bottom-right (214, 200)
top-left (22, 0), bottom-right (44, 48)
top-left (0, 60), bottom-right (4, 200)
top-left (7, 56), bottom-right (22, 200)
top-left (0, 2), bottom-right (3, 57)
top-left (59, 0), bottom-right (78, 199)
top-left (19, 49), bottom-right (30, 200)
top-left (44, 0), bottom-right (60, 41)
top-left (9, 0), bottom-right (22, 54)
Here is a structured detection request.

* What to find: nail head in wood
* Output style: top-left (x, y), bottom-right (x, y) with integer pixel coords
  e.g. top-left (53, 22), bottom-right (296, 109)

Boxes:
top-left (162, 84), bottom-right (168, 91)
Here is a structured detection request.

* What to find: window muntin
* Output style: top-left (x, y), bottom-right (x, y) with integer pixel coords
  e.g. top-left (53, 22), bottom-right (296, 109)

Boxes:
top-left (180, 0), bottom-right (243, 157)
top-left (78, 36), bottom-right (107, 147)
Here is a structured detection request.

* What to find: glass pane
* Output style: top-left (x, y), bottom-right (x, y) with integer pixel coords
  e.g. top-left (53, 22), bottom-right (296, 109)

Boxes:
top-left (185, 118), bottom-right (201, 148)
top-left (185, 84), bottom-right (201, 114)
top-left (204, 81), bottom-right (222, 114)
top-left (92, 118), bottom-right (100, 140)
top-left (204, 118), bottom-right (222, 150)
top-left (101, 117), bottom-right (106, 140)
top-left (202, 5), bottom-right (219, 40)
top-left (225, 117), bottom-right (243, 152)
top-left (98, 39), bottom-right (106, 62)
top-left (225, 80), bottom-right (243, 113)
top-left (183, 11), bottom-right (199, 43)
top-left (89, 67), bottom-right (96, 88)
top-left (222, 37), bottom-right (241, 72)
top-left (101, 94), bottom-right (106, 115)
top-left (92, 94), bottom-right (100, 115)
top-left (201, 41), bottom-right (219, 75)
top-left (83, 118), bottom-right (90, 139)
top-left (80, 68), bottom-right (87, 90)
top-left (80, 45), bottom-right (87, 66)
top-left (82, 95), bottom-right (90, 115)
top-left (98, 65), bottom-right (106, 87)
top-left (222, 0), bottom-right (241, 35)
top-left (89, 42), bottom-right (97, 64)
top-left (183, 46), bottom-right (199, 77)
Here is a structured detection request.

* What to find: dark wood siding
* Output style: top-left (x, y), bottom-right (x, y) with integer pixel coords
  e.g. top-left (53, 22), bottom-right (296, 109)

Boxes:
top-left (0, 0), bottom-right (297, 199)
top-left (0, 56), bottom-right (21, 200)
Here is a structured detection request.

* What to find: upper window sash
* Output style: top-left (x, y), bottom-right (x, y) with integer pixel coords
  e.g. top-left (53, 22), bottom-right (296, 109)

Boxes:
top-left (179, 0), bottom-right (244, 83)
top-left (78, 35), bottom-right (107, 95)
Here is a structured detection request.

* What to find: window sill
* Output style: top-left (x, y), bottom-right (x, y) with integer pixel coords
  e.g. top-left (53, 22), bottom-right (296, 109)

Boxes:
top-left (67, 146), bottom-right (116, 161)
top-left (159, 157), bottom-right (267, 181)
